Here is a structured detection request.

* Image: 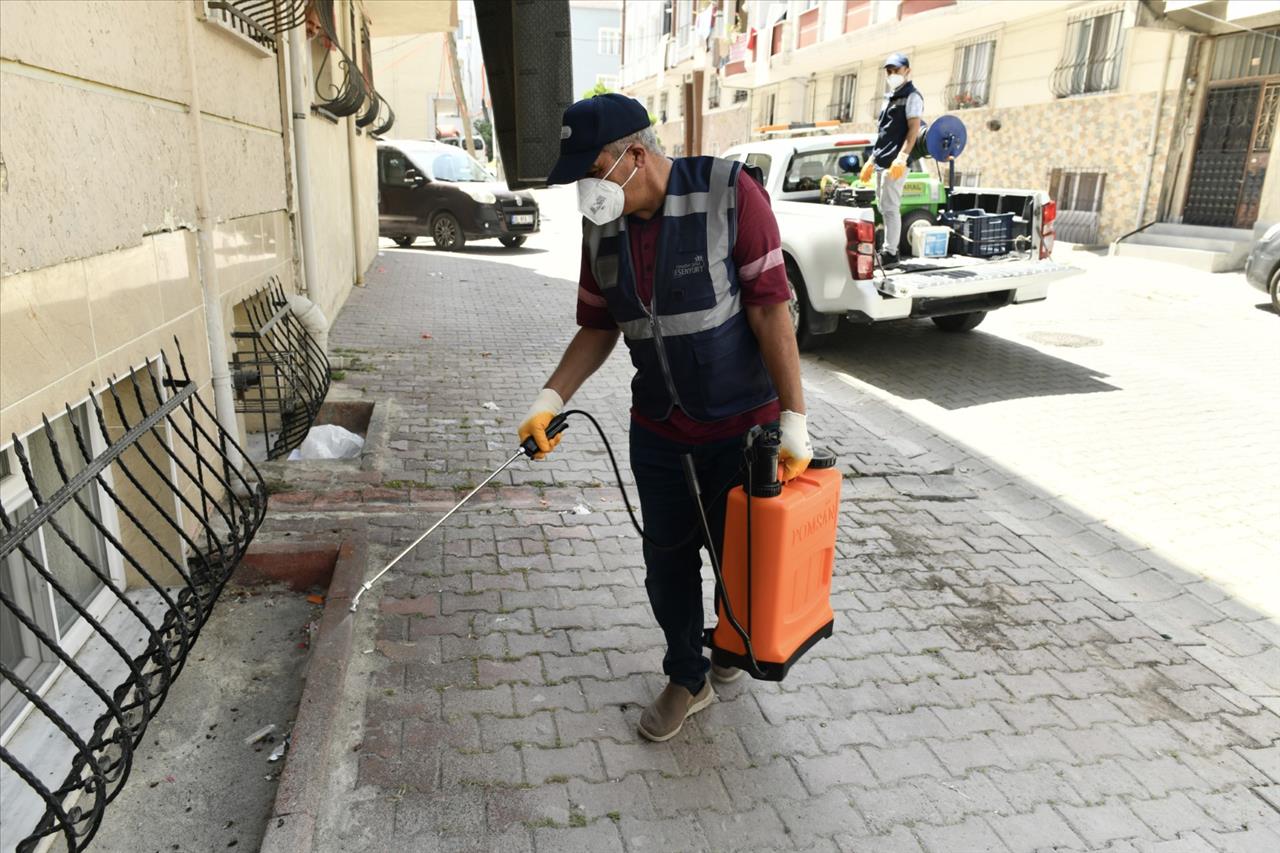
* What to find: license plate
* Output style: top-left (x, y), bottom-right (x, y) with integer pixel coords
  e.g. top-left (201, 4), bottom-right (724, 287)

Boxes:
top-left (510, 214), bottom-right (534, 225)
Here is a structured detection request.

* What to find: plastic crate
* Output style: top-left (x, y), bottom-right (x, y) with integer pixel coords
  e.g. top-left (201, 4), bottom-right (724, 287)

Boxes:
top-left (941, 208), bottom-right (1014, 257)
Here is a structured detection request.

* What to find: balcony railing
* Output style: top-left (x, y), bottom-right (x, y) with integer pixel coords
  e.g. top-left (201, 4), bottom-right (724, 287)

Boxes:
top-left (1, 343), bottom-right (267, 852)
top-left (204, 0), bottom-right (308, 51)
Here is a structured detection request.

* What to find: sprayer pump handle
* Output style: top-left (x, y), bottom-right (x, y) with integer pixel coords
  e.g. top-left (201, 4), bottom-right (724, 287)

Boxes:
top-left (520, 413), bottom-right (570, 458)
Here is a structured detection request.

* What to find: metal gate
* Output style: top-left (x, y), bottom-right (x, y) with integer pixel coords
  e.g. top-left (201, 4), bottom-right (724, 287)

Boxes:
top-left (1185, 85), bottom-right (1263, 227)
top-left (1184, 26), bottom-right (1280, 229)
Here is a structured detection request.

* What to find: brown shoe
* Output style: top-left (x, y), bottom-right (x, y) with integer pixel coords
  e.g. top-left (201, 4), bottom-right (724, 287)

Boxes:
top-left (637, 680), bottom-right (715, 742)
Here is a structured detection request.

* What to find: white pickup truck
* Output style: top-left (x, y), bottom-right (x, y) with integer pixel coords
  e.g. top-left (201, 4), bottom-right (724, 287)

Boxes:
top-left (722, 135), bottom-right (1079, 348)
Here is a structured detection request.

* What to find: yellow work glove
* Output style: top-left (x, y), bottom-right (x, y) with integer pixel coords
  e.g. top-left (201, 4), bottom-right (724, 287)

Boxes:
top-left (859, 161), bottom-right (875, 184)
top-left (778, 410), bottom-right (813, 482)
top-left (888, 156), bottom-right (907, 181)
top-left (518, 388), bottom-right (564, 460)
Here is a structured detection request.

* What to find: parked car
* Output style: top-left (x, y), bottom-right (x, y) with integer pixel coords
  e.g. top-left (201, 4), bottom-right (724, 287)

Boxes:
top-left (440, 135), bottom-right (486, 159)
top-left (721, 134), bottom-right (1078, 348)
top-left (376, 139), bottom-right (538, 250)
top-left (1244, 223), bottom-right (1280, 312)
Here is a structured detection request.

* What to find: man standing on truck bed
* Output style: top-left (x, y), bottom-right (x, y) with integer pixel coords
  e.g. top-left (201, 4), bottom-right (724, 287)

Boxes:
top-left (860, 52), bottom-right (924, 269)
top-left (518, 93), bottom-right (812, 742)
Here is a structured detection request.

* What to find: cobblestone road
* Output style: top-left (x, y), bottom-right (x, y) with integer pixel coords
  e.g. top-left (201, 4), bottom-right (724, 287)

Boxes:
top-left (263, 199), bottom-right (1280, 852)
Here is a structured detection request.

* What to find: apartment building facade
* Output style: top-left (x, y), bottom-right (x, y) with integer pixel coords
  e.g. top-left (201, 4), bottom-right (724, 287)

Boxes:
top-left (0, 1), bottom-right (453, 847)
top-left (619, 0), bottom-right (1280, 245)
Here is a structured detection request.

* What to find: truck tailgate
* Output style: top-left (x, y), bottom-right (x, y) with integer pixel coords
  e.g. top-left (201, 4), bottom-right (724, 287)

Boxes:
top-left (876, 258), bottom-right (1080, 299)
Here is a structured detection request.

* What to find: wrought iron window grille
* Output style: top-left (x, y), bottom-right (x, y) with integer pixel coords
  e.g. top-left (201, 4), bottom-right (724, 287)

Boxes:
top-left (0, 343), bottom-right (266, 853)
top-left (230, 277), bottom-right (331, 461)
top-left (204, 0), bottom-right (308, 52)
top-left (310, 0), bottom-right (369, 117)
top-left (1051, 12), bottom-right (1123, 98)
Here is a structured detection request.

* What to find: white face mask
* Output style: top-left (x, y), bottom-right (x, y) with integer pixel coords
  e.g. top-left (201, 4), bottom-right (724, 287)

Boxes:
top-left (577, 152), bottom-right (638, 226)
top-left (886, 73), bottom-right (906, 91)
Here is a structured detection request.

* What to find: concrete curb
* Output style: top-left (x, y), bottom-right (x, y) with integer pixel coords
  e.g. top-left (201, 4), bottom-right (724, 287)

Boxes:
top-left (259, 533), bottom-right (367, 853)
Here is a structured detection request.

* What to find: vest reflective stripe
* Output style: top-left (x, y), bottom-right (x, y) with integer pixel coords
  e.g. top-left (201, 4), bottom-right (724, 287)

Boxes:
top-left (583, 156), bottom-right (777, 422)
top-left (615, 291), bottom-right (744, 341)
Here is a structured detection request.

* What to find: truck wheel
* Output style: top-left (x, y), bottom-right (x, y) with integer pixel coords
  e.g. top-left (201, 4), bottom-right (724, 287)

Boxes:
top-left (900, 209), bottom-right (934, 257)
top-left (931, 311), bottom-right (986, 333)
top-left (1270, 267), bottom-right (1279, 314)
top-left (786, 262), bottom-right (831, 351)
top-left (499, 235), bottom-right (527, 249)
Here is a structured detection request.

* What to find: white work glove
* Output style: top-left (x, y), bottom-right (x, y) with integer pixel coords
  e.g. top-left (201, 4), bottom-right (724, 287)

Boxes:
top-left (518, 388), bottom-right (564, 460)
top-left (778, 410), bottom-right (813, 482)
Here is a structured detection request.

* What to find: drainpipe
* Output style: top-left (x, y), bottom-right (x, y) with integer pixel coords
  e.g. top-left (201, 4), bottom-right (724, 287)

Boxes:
top-left (345, 0), bottom-right (366, 287)
top-left (288, 20), bottom-right (320, 297)
top-left (272, 4), bottom-right (303, 295)
top-left (1136, 31), bottom-right (1176, 229)
top-left (182, 5), bottom-right (242, 472)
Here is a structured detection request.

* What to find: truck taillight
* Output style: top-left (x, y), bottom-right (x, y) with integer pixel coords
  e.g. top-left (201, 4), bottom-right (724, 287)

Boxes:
top-left (1040, 200), bottom-right (1056, 260)
top-left (845, 218), bottom-right (876, 280)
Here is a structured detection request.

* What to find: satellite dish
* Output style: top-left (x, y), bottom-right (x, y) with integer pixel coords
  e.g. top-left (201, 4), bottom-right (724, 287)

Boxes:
top-left (925, 115), bottom-right (967, 162)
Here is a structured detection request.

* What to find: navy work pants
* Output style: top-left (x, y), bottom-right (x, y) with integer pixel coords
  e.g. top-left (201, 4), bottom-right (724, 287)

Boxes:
top-left (629, 420), bottom-right (747, 693)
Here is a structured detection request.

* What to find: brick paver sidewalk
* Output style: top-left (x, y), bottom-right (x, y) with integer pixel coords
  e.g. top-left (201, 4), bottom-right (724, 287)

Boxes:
top-left (268, 248), bottom-right (1280, 852)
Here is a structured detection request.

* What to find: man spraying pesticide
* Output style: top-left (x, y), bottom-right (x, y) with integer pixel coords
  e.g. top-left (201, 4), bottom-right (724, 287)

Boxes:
top-left (518, 94), bottom-right (838, 743)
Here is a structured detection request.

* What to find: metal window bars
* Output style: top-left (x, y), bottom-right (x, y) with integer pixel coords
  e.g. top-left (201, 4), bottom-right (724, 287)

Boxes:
top-left (0, 342), bottom-right (266, 853)
top-left (205, 0), bottom-right (309, 50)
top-left (310, 0), bottom-right (370, 118)
top-left (230, 277), bottom-right (331, 461)
top-left (1051, 12), bottom-right (1123, 98)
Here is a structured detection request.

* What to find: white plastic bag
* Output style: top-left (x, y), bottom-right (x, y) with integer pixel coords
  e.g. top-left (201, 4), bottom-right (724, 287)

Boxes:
top-left (296, 424), bottom-right (364, 460)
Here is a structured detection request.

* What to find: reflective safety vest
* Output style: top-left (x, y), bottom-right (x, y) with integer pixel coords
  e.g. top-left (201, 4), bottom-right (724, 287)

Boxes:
top-left (873, 80), bottom-right (921, 167)
top-left (584, 156), bottom-right (777, 423)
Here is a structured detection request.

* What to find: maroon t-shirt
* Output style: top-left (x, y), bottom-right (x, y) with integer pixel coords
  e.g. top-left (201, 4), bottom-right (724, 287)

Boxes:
top-left (577, 169), bottom-right (790, 443)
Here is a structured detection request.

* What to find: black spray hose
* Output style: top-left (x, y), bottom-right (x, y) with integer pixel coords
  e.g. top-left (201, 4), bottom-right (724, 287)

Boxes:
top-left (556, 409), bottom-right (765, 678)
top-left (680, 454), bottom-right (767, 679)
top-left (558, 409), bottom-right (739, 553)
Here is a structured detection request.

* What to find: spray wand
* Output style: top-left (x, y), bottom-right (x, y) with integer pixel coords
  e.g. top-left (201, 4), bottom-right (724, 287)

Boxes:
top-left (348, 414), bottom-right (569, 612)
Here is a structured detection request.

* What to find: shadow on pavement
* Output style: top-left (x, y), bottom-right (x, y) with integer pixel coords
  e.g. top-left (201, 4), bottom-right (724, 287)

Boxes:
top-left (385, 243), bottom-right (549, 257)
top-left (815, 320), bottom-right (1119, 409)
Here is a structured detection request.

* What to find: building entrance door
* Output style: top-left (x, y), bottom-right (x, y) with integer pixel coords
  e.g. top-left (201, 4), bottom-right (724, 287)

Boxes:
top-left (1184, 82), bottom-right (1277, 228)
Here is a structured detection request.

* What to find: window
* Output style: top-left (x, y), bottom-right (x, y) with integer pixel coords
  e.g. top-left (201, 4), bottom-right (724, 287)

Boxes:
top-left (646, 95), bottom-right (655, 114)
top-left (1052, 11), bottom-right (1123, 97)
top-left (1, 403), bottom-right (119, 729)
top-left (598, 27), bottom-right (621, 56)
top-left (708, 76), bottom-right (722, 110)
top-left (201, 0), bottom-right (276, 54)
top-left (783, 149), bottom-right (860, 193)
top-left (660, 91), bottom-right (669, 122)
top-left (676, 0), bottom-right (692, 45)
top-left (733, 88), bottom-right (748, 104)
top-left (378, 147), bottom-right (413, 185)
top-left (947, 38), bottom-right (995, 109)
top-left (1048, 168), bottom-right (1107, 243)
top-left (762, 91), bottom-right (777, 126)
top-left (744, 152), bottom-right (773, 184)
top-left (596, 74), bottom-right (620, 91)
top-left (674, 86), bottom-right (683, 120)
top-left (831, 72), bottom-right (857, 122)
top-left (798, 2), bottom-right (821, 49)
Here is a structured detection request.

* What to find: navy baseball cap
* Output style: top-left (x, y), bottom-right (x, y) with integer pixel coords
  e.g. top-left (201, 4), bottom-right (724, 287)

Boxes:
top-left (884, 52), bottom-right (910, 69)
top-left (546, 93), bottom-right (651, 185)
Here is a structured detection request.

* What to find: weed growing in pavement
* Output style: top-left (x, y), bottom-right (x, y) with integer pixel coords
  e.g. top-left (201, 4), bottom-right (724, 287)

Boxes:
top-left (330, 370), bottom-right (346, 381)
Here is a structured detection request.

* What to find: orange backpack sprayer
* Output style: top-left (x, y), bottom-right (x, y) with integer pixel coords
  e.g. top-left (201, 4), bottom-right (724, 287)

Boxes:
top-left (684, 427), bottom-right (840, 681)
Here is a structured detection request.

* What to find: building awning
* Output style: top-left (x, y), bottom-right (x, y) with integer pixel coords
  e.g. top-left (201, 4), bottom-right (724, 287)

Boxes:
top-left (1158, 0), bottom-right (1280, 34)
top-left (363, 0), bottom-right (457, 36)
